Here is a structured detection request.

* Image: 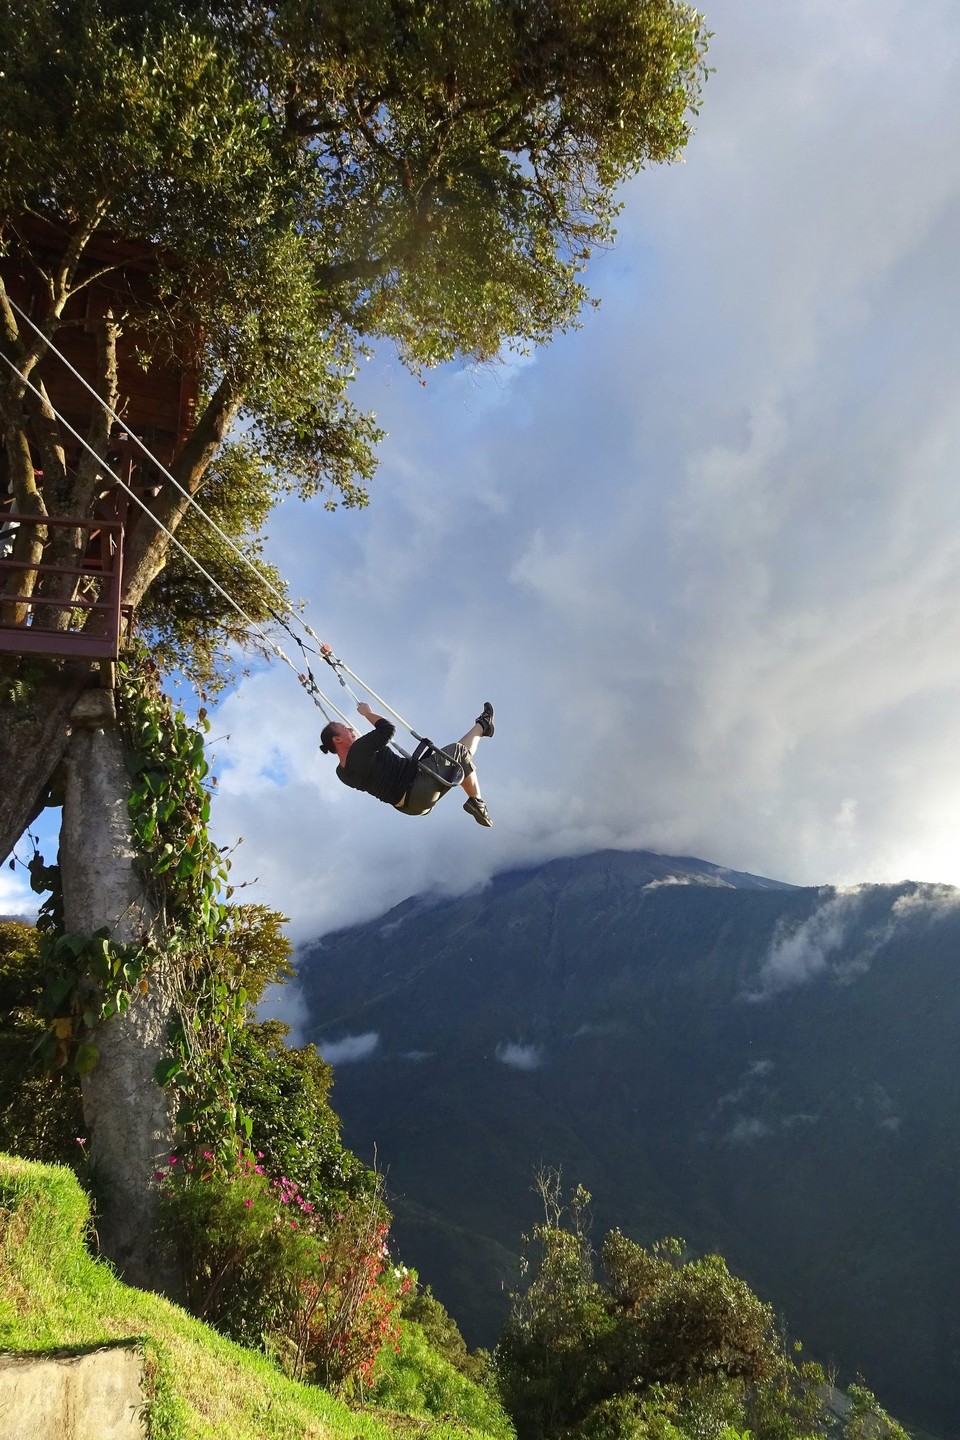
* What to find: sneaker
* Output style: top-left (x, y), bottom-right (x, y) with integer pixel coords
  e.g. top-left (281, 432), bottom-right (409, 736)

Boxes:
top-left (475, 701), bottom-right (495, 738)
top-left (463, 796), bottom-right (493, 827)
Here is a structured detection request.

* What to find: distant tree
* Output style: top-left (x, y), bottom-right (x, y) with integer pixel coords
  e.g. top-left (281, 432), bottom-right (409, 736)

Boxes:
top-left (495, 1173), bottom-right (838, 1440)
top-left (843, 1384), bottom-right (911, 1440)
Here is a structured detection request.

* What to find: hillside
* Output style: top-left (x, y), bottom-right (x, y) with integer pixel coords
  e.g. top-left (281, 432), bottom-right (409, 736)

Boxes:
top-left (298, 849), bottom-right (960, 1440)
top-left (0, 1155), bottom-right (509, 1440)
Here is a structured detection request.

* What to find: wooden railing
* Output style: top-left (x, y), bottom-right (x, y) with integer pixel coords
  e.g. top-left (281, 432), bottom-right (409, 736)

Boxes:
top-left (0, 514), bottom-right (124, 661)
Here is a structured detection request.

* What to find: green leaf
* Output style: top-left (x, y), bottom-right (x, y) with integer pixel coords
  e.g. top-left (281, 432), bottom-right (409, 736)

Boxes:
top-left (155, 1056), bottom-right (181, 1086)
top-left (47, 973), bottom-right (75, 1009)
top-left (74, 1041), bottom-right (100, 1076)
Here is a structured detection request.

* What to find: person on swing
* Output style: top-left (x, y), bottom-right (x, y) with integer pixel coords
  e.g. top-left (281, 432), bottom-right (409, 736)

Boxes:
top-left (319, 702), bottom-right (495, 827)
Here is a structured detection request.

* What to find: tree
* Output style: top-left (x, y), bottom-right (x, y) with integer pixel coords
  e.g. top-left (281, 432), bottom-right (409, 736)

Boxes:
top-left (495, 1177), bottom-right (835, 1440)
top-left (0, 0), bottom-right (708, 1281)
top-left (0, 0), bottom-right (709, 805)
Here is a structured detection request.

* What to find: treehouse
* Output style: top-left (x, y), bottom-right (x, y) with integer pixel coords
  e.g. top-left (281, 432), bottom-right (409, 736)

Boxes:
top-left (0, 216), bottom-right (199, 664)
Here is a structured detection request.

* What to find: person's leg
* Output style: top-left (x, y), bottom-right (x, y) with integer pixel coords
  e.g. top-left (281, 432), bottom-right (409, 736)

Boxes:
top-left (452, 739), bottom-right (492, 826)
top-left (461, 766), bottom-right (482, 800)
top-left (458, 722), bottom-right (484, 764)
top-left (457, 703), bottom-right (494, 786)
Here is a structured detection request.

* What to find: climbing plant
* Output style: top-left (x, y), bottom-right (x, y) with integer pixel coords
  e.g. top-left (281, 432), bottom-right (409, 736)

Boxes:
top-left (30, 647), bottom-right (277, 1156)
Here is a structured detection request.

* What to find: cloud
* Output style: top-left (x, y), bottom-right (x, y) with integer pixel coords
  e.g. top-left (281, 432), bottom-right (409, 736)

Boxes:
top-left (199, 0), bottom-right (960, 945)
top-left (727, 1116), bottom-right (772, 1144)
top-left (643, 874), bottom-right (735, 890)
top-left (496, 1042), bottom-right (544, 1072)
top-left (715, 1058), bottom-right (774, 1112)
top-left (746, 887), bottom-right (910, 999)
top-left (749, 874), bottom-right (960, 999)
top-left (891, 883), bottom-right (960, 921)
top-left (723, 1111), bottom-right (817, 1146)
top-left (257, 978), bottom-right (310, 1046)
top-left (0, 865), bottom-right (38, 921)
top-left (316, 1032), bottom-right (379, 1065)
top-left (748, 890), bottom-right (868, 998)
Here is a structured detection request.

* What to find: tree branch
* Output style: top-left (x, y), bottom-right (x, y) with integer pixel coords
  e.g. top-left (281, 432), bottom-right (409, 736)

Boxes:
top-left (121, 375), bottom-right (245, 609)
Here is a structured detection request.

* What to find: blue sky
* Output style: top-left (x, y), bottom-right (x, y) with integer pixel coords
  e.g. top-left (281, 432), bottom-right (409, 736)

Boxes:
top-left (5, 0), bottom-right (960, 942)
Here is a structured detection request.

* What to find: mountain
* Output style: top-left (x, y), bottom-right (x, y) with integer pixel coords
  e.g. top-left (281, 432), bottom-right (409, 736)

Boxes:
top-left (297, 849), bottom-right (960, 1440)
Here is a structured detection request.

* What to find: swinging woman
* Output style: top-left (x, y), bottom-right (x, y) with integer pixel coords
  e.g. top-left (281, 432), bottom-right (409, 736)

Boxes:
top-left (320, 702), bottom-right (495, 827)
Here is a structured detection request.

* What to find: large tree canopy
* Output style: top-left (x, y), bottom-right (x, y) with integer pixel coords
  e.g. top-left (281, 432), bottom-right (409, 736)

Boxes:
top-left (1, 0), bottom-right (708, 504)
top-left (0, 0), bottom-right (708, 858)
top-left (0, 0), bottom-right (707, 845)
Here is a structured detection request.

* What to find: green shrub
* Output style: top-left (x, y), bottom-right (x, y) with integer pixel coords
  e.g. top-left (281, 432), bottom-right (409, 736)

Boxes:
top-left (156, 1153), bottom-right (408, 1394)
top-left (372, 1317), bottom-right (515, 1439)
top-left (401, 1284), bottom-right (495, 1387)
top-left (0, 921), bottom-right (84, 1165)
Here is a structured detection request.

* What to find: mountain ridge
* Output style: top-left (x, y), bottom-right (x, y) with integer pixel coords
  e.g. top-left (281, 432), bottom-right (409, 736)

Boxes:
top-left (298, 848), bottom-right (960, 1439)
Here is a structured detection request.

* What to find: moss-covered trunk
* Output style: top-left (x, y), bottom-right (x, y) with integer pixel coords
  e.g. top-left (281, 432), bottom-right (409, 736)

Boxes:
top-left (60, 692), bottom-right (176, 1290)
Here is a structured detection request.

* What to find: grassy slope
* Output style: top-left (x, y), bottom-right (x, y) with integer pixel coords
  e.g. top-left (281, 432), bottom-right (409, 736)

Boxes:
top-left (0, 1155), bottom-right (505, 1440)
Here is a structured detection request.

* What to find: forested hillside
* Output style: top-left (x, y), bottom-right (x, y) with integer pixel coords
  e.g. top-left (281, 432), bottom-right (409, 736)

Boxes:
top-left (299, 849), bottom-right (960, 1439)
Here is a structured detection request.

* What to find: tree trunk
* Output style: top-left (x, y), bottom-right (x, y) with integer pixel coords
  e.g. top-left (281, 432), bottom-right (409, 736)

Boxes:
top-left (0, 664), bottom-right (89, 862)
top-left (60, 688), bottom-right (177, 1291)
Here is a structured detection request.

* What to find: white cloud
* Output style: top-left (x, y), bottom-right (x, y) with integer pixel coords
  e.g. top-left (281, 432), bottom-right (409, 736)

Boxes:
top-left (746, 887), bottom-right (907, 999)
top-left (643, 874), bottom-right (735, 890)
top-left (316, 1032), bottom-right (379, 1065)
top-left (496, 1042), bottom-right (544, 1072)
top-left (194, 0), bottom-right (960, 944)
top-left (749, 873), bottom-right (960, 999)
top-left (257, 979), bottom-right (309, 1045)
top-left (0, 864), bottom-right (38, 921)
top-left (891, 883), bottom-right (960, 921)
top-left (748, 890), bottom-right (868, 998)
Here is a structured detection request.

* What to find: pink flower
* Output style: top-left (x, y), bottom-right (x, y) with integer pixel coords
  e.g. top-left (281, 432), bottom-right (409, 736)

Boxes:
top-left (243, 1198), bottom-right (254, 1208)
top-left (202, 1150), bottom-right (213, 1160)
top-left (74, 1137), bottom-right (86, 1145)
top-left (289, 1221), bottom-right (297, 1229)
top-left (153, 1171), bottom-right (165, 1181)
top-left (168, 1155), bottom-right (178, 1165)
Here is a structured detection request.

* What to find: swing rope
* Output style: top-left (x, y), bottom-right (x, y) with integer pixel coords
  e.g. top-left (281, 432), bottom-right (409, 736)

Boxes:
top-left (0, 348), bottom-right (357, 731)
top-left (0, 306), bottom-right (428, 755)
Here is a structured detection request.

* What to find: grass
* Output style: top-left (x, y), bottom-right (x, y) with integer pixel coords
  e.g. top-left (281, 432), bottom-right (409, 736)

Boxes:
top-left (0, 1155), bottom-right (508, 1440)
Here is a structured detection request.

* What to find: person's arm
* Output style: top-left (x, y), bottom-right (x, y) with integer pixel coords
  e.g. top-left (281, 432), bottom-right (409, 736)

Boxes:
top-left (356, 702), bottom-right (395, 748)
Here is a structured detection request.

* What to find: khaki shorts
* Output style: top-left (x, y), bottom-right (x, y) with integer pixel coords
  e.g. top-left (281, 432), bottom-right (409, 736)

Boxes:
top-left (401, 741), bottom-right (475, 816)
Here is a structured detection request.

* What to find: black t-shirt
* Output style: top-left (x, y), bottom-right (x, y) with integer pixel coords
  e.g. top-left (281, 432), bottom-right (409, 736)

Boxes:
top-left (337, 719), bottom-right (419, 806)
